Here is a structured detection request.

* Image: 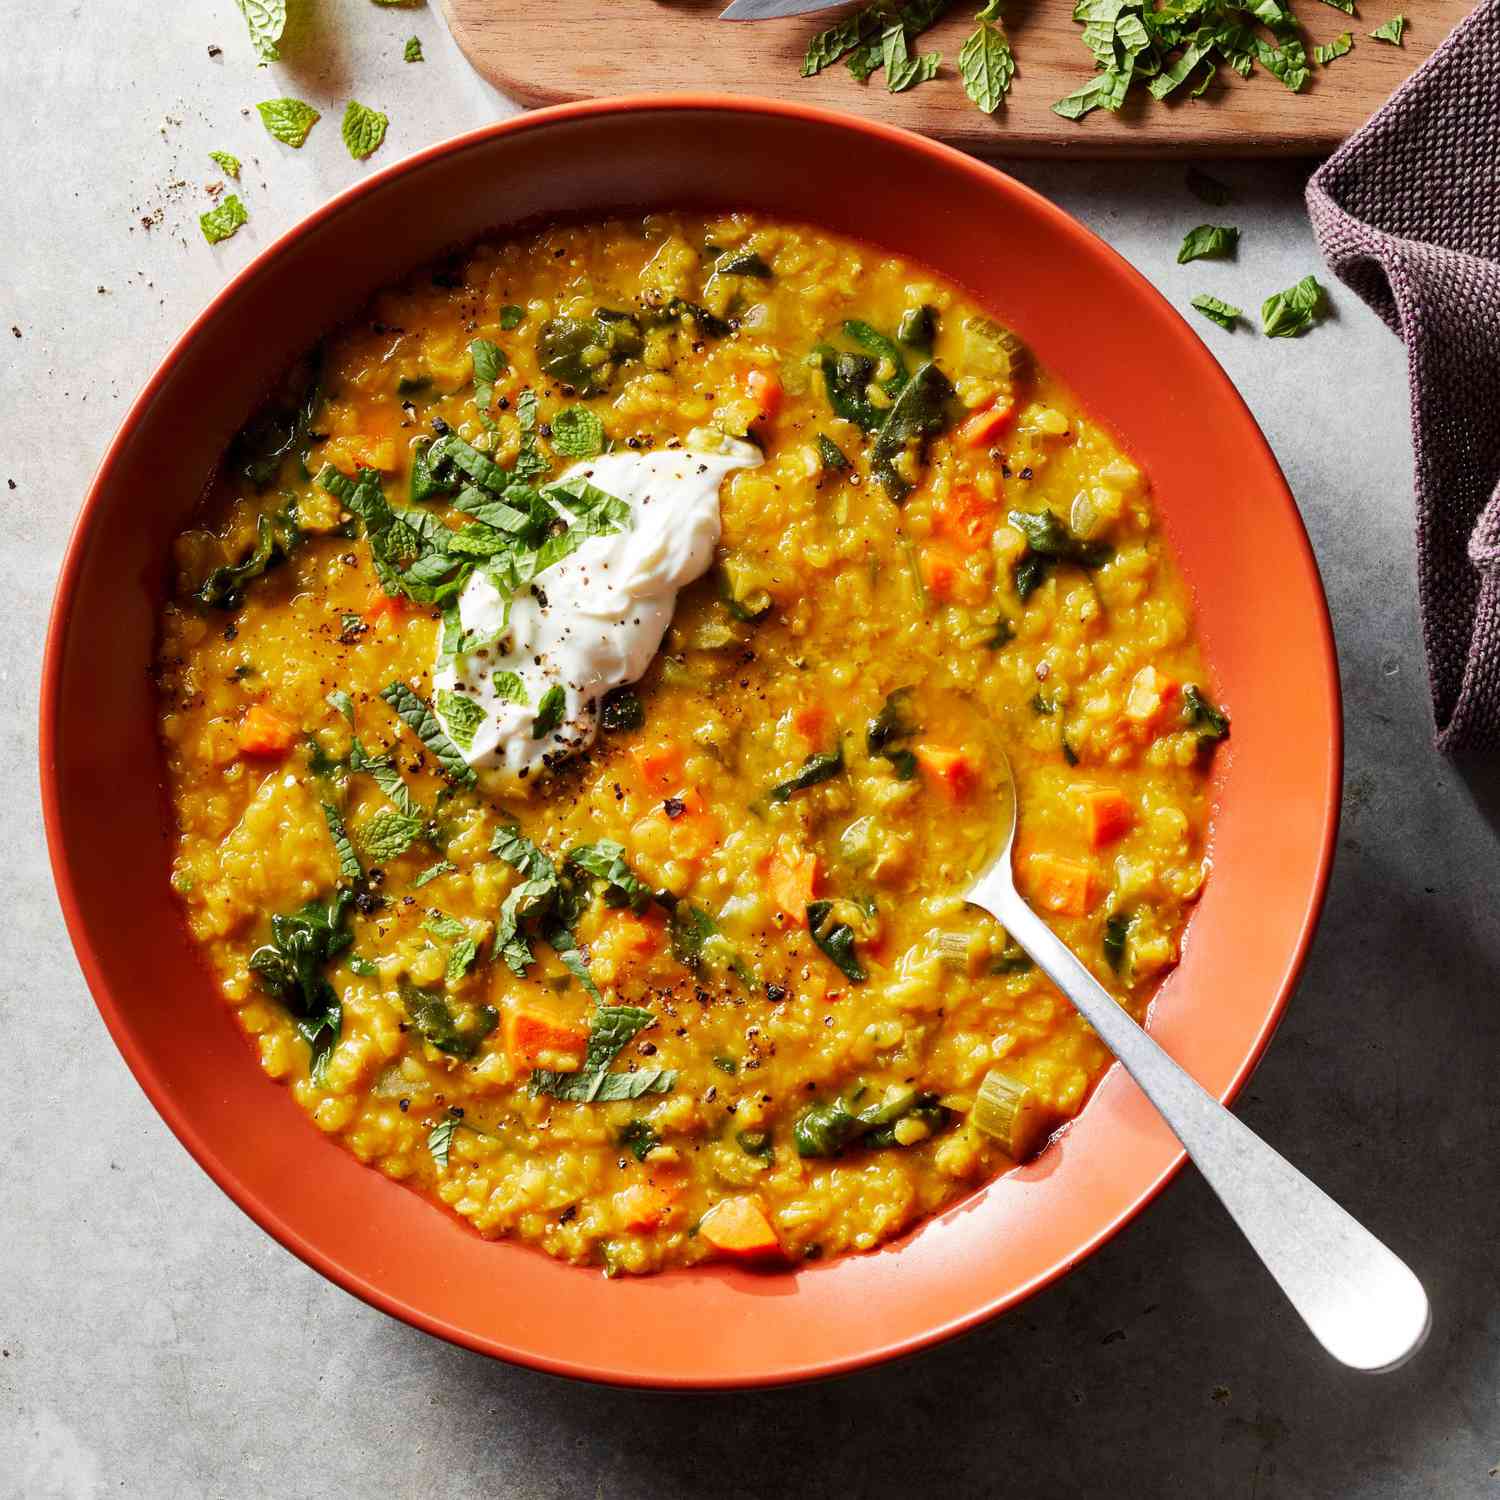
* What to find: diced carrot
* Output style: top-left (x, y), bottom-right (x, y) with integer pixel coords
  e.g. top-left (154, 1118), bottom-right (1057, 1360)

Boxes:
top-left (633, 740), bottom-right (684, 794)
top-left (505, 1008), bottom-right (591, 1070)
top-left (617, 1169), bottom-right (685, 1232)
top-left (237, 704), bottom-right (297, 758)
top-left (746, 368), bottom-right (783, 422)
top-left (1024, 852), bottom-right (1096, 916)
top-left (791, 703), bottom-right (827, 742)
top-left (611, 907), bottom-right (668, 957)
top-left (920, 547), bottom-right (959, 602)
top-left (767, 847), bottom-right (820, 925)
top-left (914, 744), bottom-right (977, 801)
top-left (1123, 666), bottom-right (1180, 730)
top-left (321, 435), bottom-right (398, 474)
top-left (363, 589), bottom-right (408, 627)
top-left (698, 1196), bottom-right (784, 1262)
top-left (956, 396), bottom-right (1017, 449)
top-left (1083, 788), bottom-right (1132, 847)
top-left (933, 484), bottom-right (1000, 553)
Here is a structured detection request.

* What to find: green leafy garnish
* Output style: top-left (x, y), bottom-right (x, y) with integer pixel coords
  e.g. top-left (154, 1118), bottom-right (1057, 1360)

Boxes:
top-left (1313, 30), bottom-right (1353, 62)
top-left (361, 809), bottom-right (425, 863)
top-left (435, 689), bottom-right (486, 751)
top-left (1009, 508), bottom-right (1110, 599)
top-left (257, 98), bottom-right (321, 148)
top-left (536, 309), bottom-right (643, 397)
top-left (807, 900), bottom-right (868, 984)
top-left (1177, 224), bottom-right (1240, 264)
top-left (1104, 911), bottom-right (1133, 972)
top-left (341, 100), bottom-right (389, 161)
top-left (817, 434), bottom-right (851, 472)
top-left (469, 338), bottom-right (506, 409)
top-left (738, 1128), bottom-right (773, 1159)
top-left (320, 803), bottom-right (364, 883)
top-left (769, 745), bottom-right (845, 804)
top-left (403, 35), bottom-right (424, 61)
top-left (566, 841), bottom-right (652, 911)
top-left (380, 680), bottom-right (477, 787)
top-left (960, 17), bottom-right (1015, 112)
top-left (1183, 684), bottom-right (1231, 750)
top-left (1260, 274), bottom-right (1328, 338)
top-left (711, 245), bottom-right (773, 278)
top-left (413, 860), bottom-right (456, 888)
top-left (550, 406), bottom-right (605, 459)
top-left (424, 911), bottom-right (467, 942)
top-left (1370, 14), bottom-right (1405, 43)
top-left (1190, 293), bottom-right (1243, 331)
top-left (209, 151), bottom-right (242, 179)
top-left (530, 1006), bottom-right (675, 1102)
top-left (531, 684), bottom-right (567, 741)
top-left (871, 361), bottom-right (954, 502)
top-left (235, 0), bottom-right (286, 63)
top-left (200, 195), bottom-right (249, 246)
top-left (897, 304), bottom-right (938, 351)
top-left (248, 892), bottom-right (353, 1081)
top-left (669, 903), bottom-right (752, 988)
top-left (619, 1119), bottom-right (661, 1161)
top-left (793, 1086), bottom-right (946, 1157)
top-left (489, 826), bottom-right (603, 1001)
top-left (866, 687), bottom-right (919, 779)
top-left (400, 980), bottom-right (497, 1059)
top-left (500, 305), bottom-right (526, 330)
top-left (193, 511), bottom-right (297, 607)
top-left (881, 23), bottom-right (942, 91)
top-left (427, 1113), bottom-right (460, 1169)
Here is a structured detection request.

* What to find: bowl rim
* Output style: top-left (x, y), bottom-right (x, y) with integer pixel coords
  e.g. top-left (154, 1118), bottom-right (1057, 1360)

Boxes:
top-left (39, 92), bottom-right (1342, 1389)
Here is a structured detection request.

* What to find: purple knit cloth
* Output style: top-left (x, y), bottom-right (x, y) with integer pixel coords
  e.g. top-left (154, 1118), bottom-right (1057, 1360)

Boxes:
top-left (1308, 0), bottom-right (1500, 753)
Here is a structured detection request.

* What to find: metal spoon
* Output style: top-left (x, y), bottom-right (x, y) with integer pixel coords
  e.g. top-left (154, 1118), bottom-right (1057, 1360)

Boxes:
top-left (967, 754), bottom-right (1429, 1372)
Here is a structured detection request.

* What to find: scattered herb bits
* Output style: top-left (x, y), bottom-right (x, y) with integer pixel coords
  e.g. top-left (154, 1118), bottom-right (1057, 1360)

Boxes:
top-left (235, 0), bottom-right (286, 64)
top-left (200, 194), bottom-right (249, 246)
top-left (257, 98), bottom-right (321, 149)
top-left (1260, 275), bottom-right (1329, 338)
top-left (342, 100), bottom-right (389, 161)
top-left (551, 406), bottom-right (606, 459)
top-left (1190, 294), bottom-right (1243, 331)
top-left (1313, 31), bottom-right (1353, 63)
top-left (1370, 14), bottom-right (1406, 43)
top-left (209, 151), bottom-right (241, 179)
top-left (403, 36), bottom-right (424, 62)
top-left (1177, 224), bottom-right (1240, 265)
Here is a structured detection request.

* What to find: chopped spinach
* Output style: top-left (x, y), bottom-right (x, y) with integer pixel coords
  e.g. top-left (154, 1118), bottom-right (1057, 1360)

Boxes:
top-left (619, 1119), bottom-right (661, 1161)
top-left (842, 320), bottom-right (910, 397)
top-left (817, 434), bottom-right (851, 472)
top-left (897, 304), bottom-right (938, 351)
top-left (1104, 912), bottom-right (1133, 972)
top-left (1183, 684), bottom-right (1231, 750)
top-left (247, 890), bottom-right (353, 1081)
top-left (1009, 508), bottom-right (1111, 599)
top-left (536, 309), bottom-right (643, 396)
top-left (866, 687), bottom-right (919, 779)
top-left (669, 902), bottom-right (751, 988)
top-left (530, 1005), bottom-right (675, 1102)
top-left (807, 900), bottom-right (868, 984)
top-left (769, 745), bottom-right (845, 803)
top-left (399, 980), bottom-right (497, 1059)
top-left (710, 245), bottom-right (773, 279)
top-left (871, 361), bottom-right (954, 503)
top-left (193, 509), bottom-right (298, 610)
top-left (793, 1085), bottom-right (947, 1157)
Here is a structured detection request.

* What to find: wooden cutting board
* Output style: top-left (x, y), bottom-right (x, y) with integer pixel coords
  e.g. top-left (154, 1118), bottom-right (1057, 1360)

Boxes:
top-left (439, 0), bottom-right (1464, 156)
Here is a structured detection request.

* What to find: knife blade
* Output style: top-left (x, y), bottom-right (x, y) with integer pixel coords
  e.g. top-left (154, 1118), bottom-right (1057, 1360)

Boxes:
top-left (720, 0), bottom-right (848, 19)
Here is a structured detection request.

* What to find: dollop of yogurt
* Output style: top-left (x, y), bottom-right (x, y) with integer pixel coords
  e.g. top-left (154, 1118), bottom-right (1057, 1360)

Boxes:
top-left (432, 435), bottom-right (762, 775)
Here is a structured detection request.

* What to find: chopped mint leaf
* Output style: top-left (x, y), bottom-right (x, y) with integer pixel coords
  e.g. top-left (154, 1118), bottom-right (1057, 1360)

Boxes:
top-left (436, 688), bottom-right (486, 751)
top-left (446, 936), bottom-right (480, 982)
top-left (257, 98), bottom-right (320, 148)
top-left (380, 680), bottom-right (477, 787)
top-left (1177, 224), bottom-right (1240, 264)
top-left (424, 911), bottom-right (467, 942)
top-left (802, 7), bottom-right (882, 76)
top-left (1190, 294), bottom-right (1243, 331)
top-left (347, 955), bottom-right (379, 977)
top-left (499, 304), bottom-right (526, 330)
top-left (1260, 275), bottom-right (1329, 338)
top-left (320, 802), bottom-right (364, 883)
top-left (566, 840), bottom-right (652, 911)
top-left (403, 35), bottom-right (423, 61)
top-left (530, 1005), bottom-right (675, 1102)
top-left (959, 18), bottom-right (1014, 113)
top-left (469, 337), bottom-right (506, 390)
top-left (200, 195), bottom-right (248, 246)
top-left (1314, 31), bottom-right (1353, 62)
top-left (531, 684), bottom-right (566, 740)
top-left (550, 406), bottom-right (605, 459)
top-left (619, 1119), bottom-right (661, 1161)
top-left (1370, 14), bottom-right (1405, 42)
top-left (1318, 0), bottom-right (1355, 9)
top-left (490, 672), bottom-right (528, 705)
top-left (428, 1114), bottom-right (459, 1169)
top-left (209, 150), bottom-right (241, 179)
top-left (1186, 168), bottom-right (1231, 206)
top-left (413, 860), bottom-right (457, 888)
top-left (235, 0), bottom-right (285, 64)
top-left (881, 24), bottom-right (941, 92)
top-left (361, 809), bottom-right (424, 863)
top-left (342, 100), bottom-right (389, 161)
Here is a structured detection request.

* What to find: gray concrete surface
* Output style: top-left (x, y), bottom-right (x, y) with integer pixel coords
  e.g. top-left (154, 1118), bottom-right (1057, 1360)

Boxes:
top-left (4, 3), bottom-right (1497, 1496)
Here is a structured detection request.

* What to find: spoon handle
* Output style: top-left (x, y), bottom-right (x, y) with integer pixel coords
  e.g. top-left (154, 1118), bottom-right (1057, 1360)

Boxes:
top-left (976, 883), bottom-right (1429, 1373)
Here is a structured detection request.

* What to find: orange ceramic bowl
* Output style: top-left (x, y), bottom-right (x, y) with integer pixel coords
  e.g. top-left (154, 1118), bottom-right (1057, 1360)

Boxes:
top-left (40, 97), bottom-right (1339, 1389)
